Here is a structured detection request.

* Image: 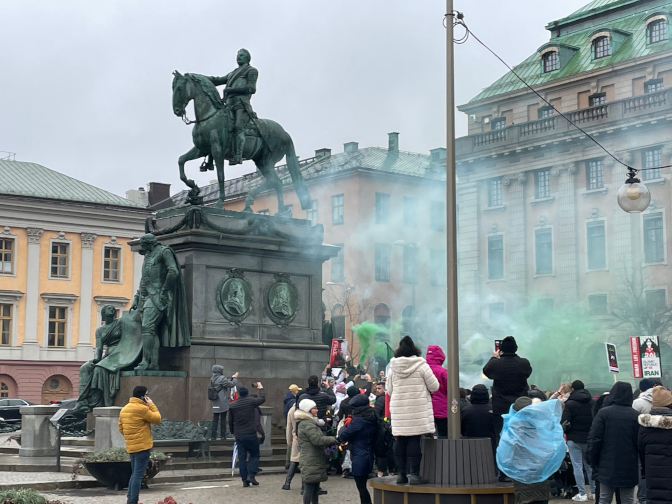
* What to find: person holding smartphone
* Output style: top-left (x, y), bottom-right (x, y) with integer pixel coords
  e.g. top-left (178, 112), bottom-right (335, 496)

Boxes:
top-left (118, 386), bottom-right (162, 504)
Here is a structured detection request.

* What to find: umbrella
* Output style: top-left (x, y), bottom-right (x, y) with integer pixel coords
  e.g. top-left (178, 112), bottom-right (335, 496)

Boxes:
top-left (232, 442), bottom-right (238, 476)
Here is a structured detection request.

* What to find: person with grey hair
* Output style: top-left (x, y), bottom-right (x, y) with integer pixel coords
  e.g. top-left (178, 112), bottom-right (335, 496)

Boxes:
top-left (209, 365), bottom-right (238, 440)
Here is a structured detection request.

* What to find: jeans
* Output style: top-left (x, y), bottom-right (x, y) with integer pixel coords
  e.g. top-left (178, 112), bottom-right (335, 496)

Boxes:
top-left (567, 440), bottom-right (595, 495)
top-left (434, 418), bottom-right (448, 438)
top-left (354, 475), bottom-right (372, 504)
top-left (637, 459), bottom-right (646, 504)
top-left (236, 434), bottom-right (260, 481)
top-left (211, 411), bottom-right (227, 439)
top-left (599, 484), bottom-right (635, 504)
top-left (302, 482), bottom-right (320, 504)
top-left (127, 449), bottom-right (150, 502)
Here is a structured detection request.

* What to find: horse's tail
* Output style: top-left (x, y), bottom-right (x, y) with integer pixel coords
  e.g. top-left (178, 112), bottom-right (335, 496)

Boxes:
top-left (286, 138), bottom-right (312, 210)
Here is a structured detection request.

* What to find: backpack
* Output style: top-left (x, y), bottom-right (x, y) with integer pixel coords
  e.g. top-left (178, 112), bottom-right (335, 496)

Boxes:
top-left (207, 383), bottom-right (219, 401)
top-left (373, 417), bottom-right (393, 457)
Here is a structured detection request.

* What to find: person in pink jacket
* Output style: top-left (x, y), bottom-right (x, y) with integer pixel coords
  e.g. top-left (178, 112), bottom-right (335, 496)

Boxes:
top-left (426, 345), bottom-right (448, 438)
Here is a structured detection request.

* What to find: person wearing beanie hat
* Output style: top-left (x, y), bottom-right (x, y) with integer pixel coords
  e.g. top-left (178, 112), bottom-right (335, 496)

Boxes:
top-left (228, 381), bottom-right (266, 487)
top-left (296, 375), bottom-right (337, 432)
top-left (633, 379), bottom-right (656, 415)
top-left (461, 384), bottom-right (497, 476)
top-left (482, 335), bottom-right (532, 448)
top-left (338, 393), bottom-right (378, 504)
top-left (336, 385), bottom-right (364, 422)
top-left (294, 395), bottom-right (337, 504)
top-left (637, 385), bottom-right (672, 504)
top-left (587, 382), bottom-right (640, 504)
top-left (209, 365), bottom-right (238, 441)
top-left (119, 386), bottom-right (161, 504)
top-left (388, 335), bottom-right (440, 485)
top-left (560, 379), bottom-right (596, 500)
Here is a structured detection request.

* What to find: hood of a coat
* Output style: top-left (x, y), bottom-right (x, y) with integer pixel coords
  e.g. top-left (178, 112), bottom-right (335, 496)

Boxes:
top-left (294, 409), bottom-right (317, 424)
top-left (609, 382), bottom-right (633, 406)
top-left (568, 389), bottom-right (592, 404)
top-left (212, 365), bottom-right (224, 375)
top-left (636, 388), bottom-right (653, 404)
top-left (426, 345), bottom-right (445, 366)
top-left (470, 384), bottom-right (490, 405)
top-left (390, 356), bottom-right (426, 377)
top-left (638, 409), bottom-right (672, 429)
top-left (303, 385), bottom-right (321, 396)
top-left (284, 391), bottom-right (296, 403)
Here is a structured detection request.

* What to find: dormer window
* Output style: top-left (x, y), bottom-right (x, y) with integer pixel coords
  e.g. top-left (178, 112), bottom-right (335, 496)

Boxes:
top-left (542, 51), bottom-right (559, 73)
top-left (593, 36), bottom-right (611, 59)
top-left (648, 19), bottom-right (669, 44)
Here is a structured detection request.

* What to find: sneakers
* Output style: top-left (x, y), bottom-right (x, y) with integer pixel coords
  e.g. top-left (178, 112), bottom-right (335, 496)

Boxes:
top-left (572, 494), bottom-right (588, 502)
top-left (587, 493), bottom-right (595, 501)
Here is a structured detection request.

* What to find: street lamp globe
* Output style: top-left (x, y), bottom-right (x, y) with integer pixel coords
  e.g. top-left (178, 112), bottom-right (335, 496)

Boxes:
top-left (617, 180), bottom-right (650, 213)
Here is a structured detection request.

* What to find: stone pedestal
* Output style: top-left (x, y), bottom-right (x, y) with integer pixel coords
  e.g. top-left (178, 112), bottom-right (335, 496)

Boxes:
top-left (113, 372), bottom-right (187, 420)
top-left (18, 405), bottom-right (59, 457)
top-left (134, 207), bottom-right (338, 426)
top-left (259, 406), bottom-right (273, 457)
top-left (93, 407), bottom-right (126, 452)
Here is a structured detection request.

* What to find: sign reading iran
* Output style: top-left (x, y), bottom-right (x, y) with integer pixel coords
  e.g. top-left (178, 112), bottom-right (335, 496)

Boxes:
top-left (630, 336), bottom-right (662, 379)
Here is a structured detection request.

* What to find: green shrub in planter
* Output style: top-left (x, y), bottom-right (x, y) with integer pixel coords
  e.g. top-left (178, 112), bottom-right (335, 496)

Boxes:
top-left (0, 489), bottom-right (47, 504)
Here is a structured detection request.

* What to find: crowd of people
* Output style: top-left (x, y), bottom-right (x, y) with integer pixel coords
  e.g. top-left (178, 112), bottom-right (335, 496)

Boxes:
top-left (114, 334), bottom-right (672, 504)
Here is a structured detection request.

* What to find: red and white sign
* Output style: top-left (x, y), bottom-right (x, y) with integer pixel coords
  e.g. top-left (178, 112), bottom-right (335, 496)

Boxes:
top-left (631, 336), bottom-right (662, 379)
top-left (631, 337), bottom-right (642, 378)
top-left (329, 339), bottom-right (347, 368)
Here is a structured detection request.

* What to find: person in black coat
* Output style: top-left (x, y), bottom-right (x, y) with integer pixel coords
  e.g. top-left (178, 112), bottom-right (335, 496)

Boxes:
top-left (560, 380), bottom-right (595, 499)
top-left (283, 384), bottom-right (301, 419)
top-left (338, 394), bottom-right (377, 504)
top-left (638, 386), bottom-right (672, 504)
top-left (461, 384), bottom-right (497, 473)
top-left (297, 375), bottom-right (336, 428)
top-left (337, 386), bottom-right (361, 420)
top-left (588, 382), bottom-right (639, 504)
top-left (482, 336), bottom-right (532, 436)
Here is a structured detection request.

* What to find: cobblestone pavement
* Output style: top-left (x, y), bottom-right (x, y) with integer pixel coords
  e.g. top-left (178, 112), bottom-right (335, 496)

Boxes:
top-left (0, 472), bottom-right (90, 485)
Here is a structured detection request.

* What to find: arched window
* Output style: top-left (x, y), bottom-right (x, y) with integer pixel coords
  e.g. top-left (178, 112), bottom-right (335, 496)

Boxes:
top-left (593, 36), bottom-right (611, 59)
top-left (648, 19), bottom-right (669, 44)
top-left (374, 303), bottom-right (391, 328)
top-left (0, 381), bottom-right (8, 398)
top-left (331, 304), bottom-right (343, 317)
top-left (40, 375), bottom-right (72, 404)
top-left (402, 305), bottom-right (415, 336)
top-left (542, 51), bottom-right (558, 73)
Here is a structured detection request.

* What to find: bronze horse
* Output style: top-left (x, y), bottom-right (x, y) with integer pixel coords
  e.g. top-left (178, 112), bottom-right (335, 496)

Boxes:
top-left (172, 71), bottom-right (311, 212)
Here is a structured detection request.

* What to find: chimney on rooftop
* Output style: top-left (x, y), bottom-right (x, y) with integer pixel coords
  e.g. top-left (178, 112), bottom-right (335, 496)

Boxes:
top-left (388, 132), bottom-right (399, 157)
top-left (315, 148), bottom-right (332, 159)
top-left (344, 142), bottom-right (359, 154)
top-left (125, 187), bottom-right (149, 207)
top-left (148, 182), bottom-right (171, 206)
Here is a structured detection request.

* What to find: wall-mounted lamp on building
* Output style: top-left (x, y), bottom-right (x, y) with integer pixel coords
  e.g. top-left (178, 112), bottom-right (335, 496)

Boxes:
top-left (617, 167), bottom-right (651, 213)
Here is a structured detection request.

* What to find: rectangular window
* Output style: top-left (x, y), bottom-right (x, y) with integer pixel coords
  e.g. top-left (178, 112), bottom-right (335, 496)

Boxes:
top-left (644, 79), bottom-right (664, 94)
top-left (430, 249), bottom-right (446, 286)
top-left (0, 304), bottom-right (11, 346)
top-left (0, 238), bottom-right (13, 275)
top-left (535, 228), bottom-right (553, 274)
top-left (646, 289), bottom-right (667, 310)
top-left (588, 294), bottom-right (608, 316)
top-left (491, 117), bottom-right (506, 130)
top-left (587, 221), bottom-right (606, 269)
top-left (593, 37), bottom-right (610, 59)
top-left (488, 179), bottom-right (502, 207)
top-left (103, 247), bottom-right (121, 282)
top-left (50, 243), bottom-right (69, 278)
top-left (331, 243), bottom-right (344, 282)
top-left (489, 302), bottom-right (504, 319)
top-left (488, 235), bottom-right (504, 279)
top-left (648, 20), bottom-right (668, 44)
top-left (587, 160), bottom-right (604, 190)
top-left (374, 243), bottom-right (391, 282)
top-left (542, 51), bottom-right (559, 73)
top-left (403, 197), bottom-right (417, 227)
top-left (403, 245), bottom-right (418, 284)
top-left (538, 106), bottom-right (554, 119)
top-left (306, 199), bottom-right (318, 226)
top-left (375, 193), bottom-right (390, 224)
top-left (589, 93), bottom-right (606, 106)
top-left (331, 194), bottom-right (344, 225)
top-left (643, 214), bottom-right (664, 263)
top-left (535, 169), bottom-right (551, 199)
top-left (48, 306), bottom-right (67, 347)
top-left (642, 148), bottom-right (662, 180)
top-left (430, 201), bottom-right (444, 231)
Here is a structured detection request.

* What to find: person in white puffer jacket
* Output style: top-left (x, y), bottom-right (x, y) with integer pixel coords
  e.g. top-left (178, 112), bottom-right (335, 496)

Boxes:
top-left (633, 378), bottom-right (655, 414)
top-left (387, 335), bottom-right (440, 485)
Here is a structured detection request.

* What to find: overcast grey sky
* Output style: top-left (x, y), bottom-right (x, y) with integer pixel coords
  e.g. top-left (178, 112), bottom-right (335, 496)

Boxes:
top-left (0, 0), bottom-right (587, 198)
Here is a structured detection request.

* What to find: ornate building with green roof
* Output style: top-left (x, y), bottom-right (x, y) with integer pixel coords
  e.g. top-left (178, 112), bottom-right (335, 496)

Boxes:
top-left (455, 0), bottom-right (672, 388)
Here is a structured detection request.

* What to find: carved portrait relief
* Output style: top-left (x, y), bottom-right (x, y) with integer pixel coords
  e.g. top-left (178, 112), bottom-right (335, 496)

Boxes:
top-left (264, 273), bottom-right (300, 327)
top-left (216, 269), bottom-right (253, 325)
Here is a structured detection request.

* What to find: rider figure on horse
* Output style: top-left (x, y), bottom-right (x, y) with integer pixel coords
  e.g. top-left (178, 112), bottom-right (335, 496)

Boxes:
top-left (208, 48), bottom-right (258, 166)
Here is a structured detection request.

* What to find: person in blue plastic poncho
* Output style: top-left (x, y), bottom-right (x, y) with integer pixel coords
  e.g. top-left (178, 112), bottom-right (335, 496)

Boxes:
top-left (496, 397), bottom-right (566, 504)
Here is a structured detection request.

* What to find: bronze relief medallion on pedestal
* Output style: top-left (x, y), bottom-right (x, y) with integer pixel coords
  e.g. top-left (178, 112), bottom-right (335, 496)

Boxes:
top-left (216, 269), bottom-right (253, 325)
top-left (264, 273), bottom-right (300, 328)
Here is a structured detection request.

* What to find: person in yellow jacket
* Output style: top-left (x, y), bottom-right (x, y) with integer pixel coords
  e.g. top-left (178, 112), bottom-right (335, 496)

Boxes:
top-left (118, 386), bottom-right (162, 504)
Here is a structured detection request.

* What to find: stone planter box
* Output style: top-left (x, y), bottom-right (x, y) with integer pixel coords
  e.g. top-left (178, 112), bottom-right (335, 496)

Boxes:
top-left (83, 458), bottom-right (167, 490)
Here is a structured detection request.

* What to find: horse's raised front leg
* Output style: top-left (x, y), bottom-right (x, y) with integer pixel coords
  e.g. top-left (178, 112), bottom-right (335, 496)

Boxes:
top-left (178, 146), bottom-right (203, 189)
